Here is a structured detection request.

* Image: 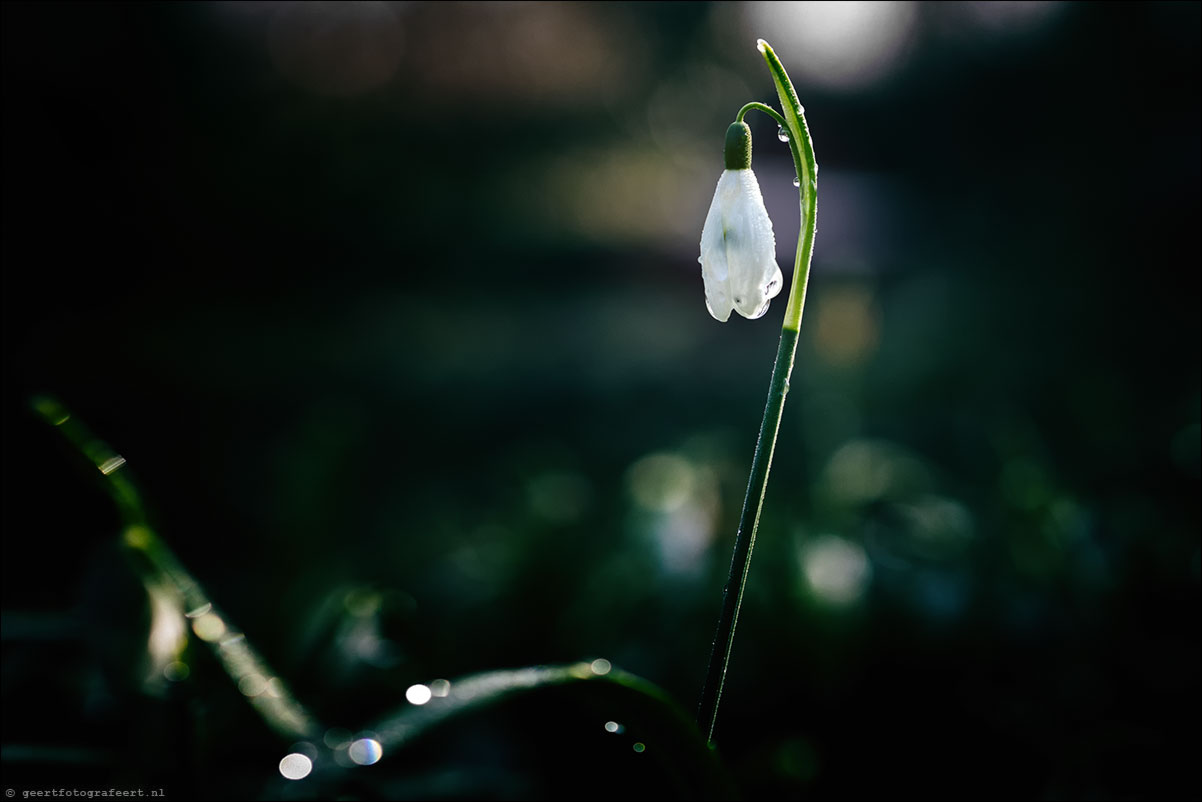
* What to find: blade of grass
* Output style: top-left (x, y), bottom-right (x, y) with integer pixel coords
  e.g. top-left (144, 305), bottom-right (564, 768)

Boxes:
top-left (363, 663), bottom-right (735, 798)
top-left (31, 395), bottom-right (320, 742)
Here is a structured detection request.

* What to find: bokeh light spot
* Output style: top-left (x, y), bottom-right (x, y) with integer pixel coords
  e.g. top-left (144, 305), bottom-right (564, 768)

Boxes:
top-left (633, 742), bottom-right (646, 753)
top-left (348, 737), bottom-right (383, 766)
top-left (628, 453), bottom-right (695, 512)
top-left (405, 684), bottom-right (432, 705)
top-left (191, 612), bottom-right (227, 642)
top-left (162, 661), bottom-right (190, 682)
top-left (801, 534), bottom-right (873, 605)
top-left (746, 1), bottom-right (918, 90)
top-left (278, 753), bottom-right (312, 780)
top-left (123, 526), bottom-right (152, 550)
top-left (820, 439), bottom-right (932, 506)
top-left (429, 678), bottom-right (452, 697)
top-left (604, 720), bottom-right (624, 734)
top-left (145, 582), bottom-right (187, 671)
top-left (813, 286), bottom-right (879, 366)
top-left (238, 673), bottom-right (268, 697)
top-left (343, 588), bottom-right (382, 617)
top-left (590, 658), bottom-right (612, 676)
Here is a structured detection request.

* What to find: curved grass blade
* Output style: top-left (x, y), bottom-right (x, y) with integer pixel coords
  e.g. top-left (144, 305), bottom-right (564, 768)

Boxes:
top-left (355, 663), bottom-right (736, 799)
top-left (30, 395), bottom-right (321, 742)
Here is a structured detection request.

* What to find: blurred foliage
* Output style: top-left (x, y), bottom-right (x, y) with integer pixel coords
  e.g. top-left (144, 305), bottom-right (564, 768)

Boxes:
top-left (2, 2), bottom-right (1199, 800)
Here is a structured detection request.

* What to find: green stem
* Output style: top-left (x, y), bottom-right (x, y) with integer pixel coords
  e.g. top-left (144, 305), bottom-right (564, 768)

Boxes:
top-left (735, 101), bottom-right (786, 129)
top-left (697, 39), bottom-right (818, 746)
top-left (31, 396), bottom-right (320, 742)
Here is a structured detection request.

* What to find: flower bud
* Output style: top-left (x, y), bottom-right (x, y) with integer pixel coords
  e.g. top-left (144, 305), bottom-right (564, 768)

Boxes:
top-left (724, 121), bottom-right (752, 170)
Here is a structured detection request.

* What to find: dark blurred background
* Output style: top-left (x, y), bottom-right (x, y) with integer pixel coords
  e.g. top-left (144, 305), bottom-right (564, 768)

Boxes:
top-left (3, 2), bottom-right (1199, 799)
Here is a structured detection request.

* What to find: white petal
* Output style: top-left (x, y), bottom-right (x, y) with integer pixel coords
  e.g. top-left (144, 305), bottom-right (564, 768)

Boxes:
top-left (697, 169), bottom-right (781, 322)
top-left (698, 177), bottom-right (732, 322)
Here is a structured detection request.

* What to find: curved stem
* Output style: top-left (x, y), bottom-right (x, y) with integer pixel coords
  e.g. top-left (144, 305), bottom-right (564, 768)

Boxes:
top-left (698, 39), bottom-right (818, 746)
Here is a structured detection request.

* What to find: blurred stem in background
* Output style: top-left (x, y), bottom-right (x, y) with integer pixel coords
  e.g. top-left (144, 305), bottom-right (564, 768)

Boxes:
top-left (697, 39), bottom-right (819, 746)
top-left (31, 395), bottom-right (320, 742)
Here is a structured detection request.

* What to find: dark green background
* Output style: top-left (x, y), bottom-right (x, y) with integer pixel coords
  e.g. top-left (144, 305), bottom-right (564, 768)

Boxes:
top-left (3, 2), bottom-right (1199, 799)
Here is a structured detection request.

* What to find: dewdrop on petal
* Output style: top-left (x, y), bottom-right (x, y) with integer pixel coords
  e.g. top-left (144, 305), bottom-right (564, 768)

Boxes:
top-left (698, 121), bottom-right (783, 322)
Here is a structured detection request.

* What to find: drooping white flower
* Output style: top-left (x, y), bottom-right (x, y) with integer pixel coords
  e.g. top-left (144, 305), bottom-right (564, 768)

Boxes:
top-left (697, 121), bottom-right (783, 323)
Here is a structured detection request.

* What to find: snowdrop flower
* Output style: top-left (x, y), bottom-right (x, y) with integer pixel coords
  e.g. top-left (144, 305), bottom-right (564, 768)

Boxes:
top-left (698, 38), bottom-right (819, 748)
top-left (698, 121), bottom-right (783, 322)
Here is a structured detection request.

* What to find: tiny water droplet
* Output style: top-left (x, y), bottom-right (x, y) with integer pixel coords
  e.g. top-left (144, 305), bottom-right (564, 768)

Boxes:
top-left (777, 126), bottom-right (790, 143)
top-left (792, 176), bottom-right (801, 188)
